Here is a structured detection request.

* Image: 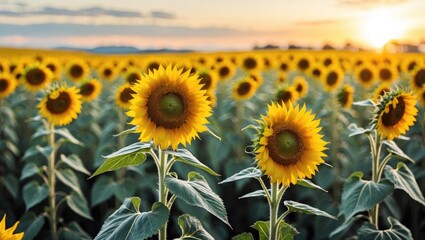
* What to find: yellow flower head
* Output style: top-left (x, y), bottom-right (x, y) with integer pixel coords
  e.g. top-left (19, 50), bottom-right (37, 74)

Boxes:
top-left (232, 77), bottom-right (258, 101)
top-left (21, 64), bottom-right (53, 92)
top-left (79, 79), bottom-right (102, 102)
top-left (321, 66), bottom-right (344, 92)
top-left (253, 102), bottom-right (328, 185)
top-left (337, 85), bottom-right (354, 109)
top-left (275, 86), bottom-right (299, 105)
top-left (292, 76), bottom-right (308, 97)
top-left (127, 64), bottom-right (212, 150)
top-left (0, 73), bottom-right (18, 99)
top-left (0, 214), bottom-right (24, 240)
top-left (115, 83), bottom-right (135, 109)
top-left (66, 60), bottom-right (90, 82)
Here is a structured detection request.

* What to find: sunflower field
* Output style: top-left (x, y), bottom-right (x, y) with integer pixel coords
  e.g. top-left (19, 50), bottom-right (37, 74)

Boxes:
top-left (1, 47), bottom-right (425, 240)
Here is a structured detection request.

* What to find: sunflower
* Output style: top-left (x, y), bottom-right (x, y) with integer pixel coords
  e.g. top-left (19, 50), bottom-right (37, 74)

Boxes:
top-left (309, 62), bottom-right (322, 80)
top-left (337, 85), bottom-right (354, 109)
top-left (373, 84), bottom-right (391, 103)
top-left (43, 58), bottom-right (62, 81)
top-left (278, 58), bottom-right (293, 74)
top-left (262, 55), bottom-right (276, 70)
top-left (253, 102), bottom-right (327, 185)
top-left (38, 86), bottom-right (82, 126)
top-left (321, 67), bottom-right (344, 92)
top-left (66, 60), bottom-right (89, 82)
top-left (292, 76), bottom-right (308, 97)
top-left (145, 61), bottom-right (161, 72)
top-left (21, 64), bottom-right (53, 92)
top-left (248, 71), bottom-right (263, 86)
top-left (98, 63), bottom-right (117, 81)
top-left (205, 90), bottom-right (217, 107)
top-left (275, 86), bottom-right (299, 105)
top-left (417, 87), bottom-right (425, 106)
top-left (240, 55), bottom-right (262, 72)
top-left (0, 73), bottom-right (17, 99)
top-left (0, 60), bottom-right (9, 74)
top-left (232, 78), bottom-right (258, 101)
top-left (401, 58), bottom-right (420, 74)
top-left (354, 64), bottom-right (377, 88)
top-left (79, 79), bottom-right (102, 102)
top-left (294, 55), bottom-right (313, 73)
top-left (276, 71), bottom-right (287, 85)
top-left (377, 63), bottom-right (398, 83)
top-left (127, 64), bottom-right (212, 149)
top-left (123, 67), bottom-right (142, 85)
top-left (410, 67), bottom-right (425, 93)
top-left (215, 61), bottom-right (235, 81)
top-left (115, 83), bottom-right (135, 109)
top-left (198, 70), bottom-right (218, 92)
top-left (374, 90), bottom-right (417, 140)
top-left (0, 214), bottom-right (24, 240)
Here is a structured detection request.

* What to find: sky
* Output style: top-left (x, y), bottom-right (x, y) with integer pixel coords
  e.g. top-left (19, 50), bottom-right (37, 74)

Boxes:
top-left (0, 0), bottom-right (424, 50)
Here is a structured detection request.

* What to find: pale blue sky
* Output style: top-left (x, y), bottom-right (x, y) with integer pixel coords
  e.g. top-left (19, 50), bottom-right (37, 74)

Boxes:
top-left (0, 0), bottom-right (423, 50)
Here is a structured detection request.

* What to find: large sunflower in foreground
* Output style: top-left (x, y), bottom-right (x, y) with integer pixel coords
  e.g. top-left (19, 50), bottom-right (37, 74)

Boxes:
top-left (127, 65), bottom-right (212, 149)
top-left (79, 79), bottom-right (102, 102)
top-left (38, 86), bottom-right (82, 126)
top-left (0, 214), bottom-right (24, 240)
top-left (253, 102), bottom-right (327, 185)
top-left (21, 64), bottom-right (53, 92)
top-left (0, 73), bottom-right (18, 99)
top-left (374, 90), bottom-right (417, 141)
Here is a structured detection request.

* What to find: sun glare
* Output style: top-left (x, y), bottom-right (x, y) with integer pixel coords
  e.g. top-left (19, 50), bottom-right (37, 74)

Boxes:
top-left (361, 8), bottom-right (407, 49)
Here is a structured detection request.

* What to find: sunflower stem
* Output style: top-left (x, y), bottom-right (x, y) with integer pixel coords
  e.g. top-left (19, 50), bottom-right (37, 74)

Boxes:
top-left (370, 134), bottom-right (383, 229)
top-left (47, 123), bottom-right (58, 240)
top-left (269, 182), bottom-right (280, 240)
top-left (330, 93), bottom-right (341, 201)
top-left (236, 100), bottom-right (245, 160)
top-left (157, 146), bottom-right (169, 240)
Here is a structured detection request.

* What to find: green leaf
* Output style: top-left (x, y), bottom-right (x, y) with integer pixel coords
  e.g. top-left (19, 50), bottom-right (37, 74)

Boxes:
top-left (91, 176), bottom-right (116, 207)
top-left (20, 163), bottom-right (40, 180)
top-left (348, 123), bottom-right (373, 137)
top-left (383, 141), bottom-right (415, 163)
top-left (60, 154), bottom-right (90, 175)
top-left (219, 167), bottom-right (262, 184)
top-left (66, 191), bottom-right (93, 220)
top-left (22, 145), bottom-right (52, 161)
top-left (296, 179), bottom-right (328, 192)
top-left (54, 128), bottom-right (83, 146)
top-left (56, 169), bottom-right (83, 196)
top-left (61, 222), bottom-right (92, 240)
top-left (251, 221), bottom-right (299, 240)
top-left (384, 163), bottom-right (425, 206)
top-left (329, 215), bottom-right (364, 239)
top-left (23, 181), bottom-right (49, 210)
top-left (3, 174), bottom-right (19, 199)
top-left (340, 173), bottom-right (393, 220)
top-left (165, 148), bottom-right (220, 176)
top-left (176, 214), bottom-right (214, 240)
top-left (90, 142), bottom-right (150, 178)
top-left (358, 217), bottom-right (413, 240)
top-left (113, 126), bottom-right (138, 137)
top-left (239, 189), bottom-right (268, 199)
top-left (232, 233), bottom-right (254, 240)
top-left (353, 99), bottom-right (376, 107)
top-left (16, 212), bottom-right (45, 240)
top-left (94, 198), bottom-right (169, 240)
top-left (284, 201), bottom-right (336, 219)
top-left (165, 172), bottom-right (230, 227)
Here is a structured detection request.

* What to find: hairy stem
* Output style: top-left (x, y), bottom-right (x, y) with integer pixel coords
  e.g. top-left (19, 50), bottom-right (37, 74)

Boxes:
top-left (157, 147), bottom-right (169, 240)
top-left (47, 123), bottom-right (58, 240)
top-left (269, 182), bottom-right (279, 240)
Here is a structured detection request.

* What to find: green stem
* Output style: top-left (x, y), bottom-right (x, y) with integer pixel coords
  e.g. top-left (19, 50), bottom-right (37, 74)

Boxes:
top-left (47, 123), bottom-right (58, 240)
top-left (330, 93), bottom-right (341, 201)
top-left (236, 101), bottom-right (245, 160)
top-left (370, 134), bottom-right (383, 228)
top-left (269, 182), bottom-right (280, 240)
top-left (157, 147), bottom-right (168, 240)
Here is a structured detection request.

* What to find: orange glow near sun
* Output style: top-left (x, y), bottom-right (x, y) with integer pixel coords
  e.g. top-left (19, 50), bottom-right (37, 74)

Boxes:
top-left (360, 8), bottom-right (408, 49)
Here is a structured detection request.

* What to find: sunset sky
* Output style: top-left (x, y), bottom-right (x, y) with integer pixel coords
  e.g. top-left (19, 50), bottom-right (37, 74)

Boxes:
top-left (0, 0), bottom-right (424, 50)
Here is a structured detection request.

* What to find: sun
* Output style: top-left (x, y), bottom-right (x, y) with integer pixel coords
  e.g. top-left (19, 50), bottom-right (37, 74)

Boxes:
top-left (361, 8), bottom-right (407, 49)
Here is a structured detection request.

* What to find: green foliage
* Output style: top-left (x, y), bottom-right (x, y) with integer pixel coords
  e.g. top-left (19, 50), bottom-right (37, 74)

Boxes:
top-left (340, 172), bottom-right (394, 220)
top-left (23, 181), bottom-right (49, 210)
top-left (56, 168), bottom-right (83, 196)
top-left (94, 197), bottom-right (169, 240)
top-left (232, 233), bottom-right (254, 240)
top-left (219, 167), bottom-right (262, 184)
top-left (284, 201), bottom-right (336, 219)
top-left (16, 212), bottom-right (45, 240)
top-left (165, 148), bottom-right (220, 176)
top-left (66, 190), bottom-right (93, 220)
top-left (165, 172), bottom-right (230, 227)
top-left (60, 154), bottom-right (91, 175)
top-left (357, 217), bottom-right (413, 240)
top-left (251, 221), bottom-right (299, 240)
top-left (176, 214), bottom-right (214, 240)
top-left (61, 222), bottom-right (92, 240)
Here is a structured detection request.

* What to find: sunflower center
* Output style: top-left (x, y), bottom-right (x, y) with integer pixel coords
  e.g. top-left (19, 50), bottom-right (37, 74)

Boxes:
top-left (312, 69), bottom-right (321, 77)
top-left (0, 65), bottom-right (3, 72)
top-left (326, 71), bottom-right (338, 86)
top-left (104, 69), bottom-right (112, 77)
top-left (298, 59), bottom-right (309, 70)
top-left (70, 65), bottom-right (83, 78)
top-left (268, 128), bottom-right (302, 166)
top-left (296, 84), bottom-right (303, 92)
top-left (244, 57), bottom-right (257, 70)
top-left (360, 69), bottom-right (373, 82)
top-left (324, 58), bottom-right (332, 66)
top-left (280, 63), bottom-right (288, 71)
top-left (147, 87), bottom-right (188, 129)
top-left (338, 90), bottom-right (349, 106)
top-left (80, 83), bottom-right (94, 96)
top-left (46, 92), bottom-right (71, 114)
top-left (10, 65), bottom-right (17, 72)
top-left (237, 82), bottom-right (252, 96)
top-left (382, 96), bottom-right (405, 127)
top-left (120, 87), bottom-right (135, 103)
top-left (414, 69), bottom-right (425, 88)
top-left (408, 62), bottom-right (416, 71)
top-left (219, 66), bottom-right (230, 78)
top-left (276, 90), bottom-right (291, 103)
top-left (47, 64), bottom-right (56, 73)
top-left (127, 73), bottom-right (139, 85)
top-left (379, 68), bottom-right (392, 81)
top-left (26, 68), bottom-right (46, 85)
top-left (199, 73), bottom-right (212, 90)
top-left (0, 78), bottom-right (8, 92)
top-left (147, 62), bottom-right (160, 72)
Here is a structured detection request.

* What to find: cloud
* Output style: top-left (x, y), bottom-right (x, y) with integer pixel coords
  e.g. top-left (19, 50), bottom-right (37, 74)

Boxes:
top-left (0, 6), bottom-right (144, 18)
top-left (149, 10), bottom-right (176, 19)
top-left (338, 0), bottom-right (409, 8)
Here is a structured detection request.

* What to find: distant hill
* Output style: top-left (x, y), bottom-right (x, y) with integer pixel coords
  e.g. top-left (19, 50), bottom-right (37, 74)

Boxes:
top-left (55, 46), bottom-right (193, 54)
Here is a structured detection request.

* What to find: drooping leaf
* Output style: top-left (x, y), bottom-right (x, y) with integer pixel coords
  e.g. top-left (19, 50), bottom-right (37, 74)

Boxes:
top-left (22, 145), bottom-right (52, 161)
top-left (357, 217), bottom-right (413, 240)
top-left (219, 167), bottom-right (262, 184)
top-left (284, 201), bottom-right (336, 219)
top-left (91, 142), bottom-right (150, 178)
top-left (91, 176), bottom-right (117, 207)
top-left (175, 214), bottom-right (214, 240)
top-left (296, 179), bottom-right (328, 192)
top-left (232, 233), bottom-right (254, 240)
top-left (384, 163), bottom-right (425, 206)
top-left (340, 173), bottom-right (393, 220)
top-left (61, 221), bottom-right (92, 240)
top-left (165, 148), bottom-right (220, 176)
top-left (347, 123), bottom-right (373, 137)
top-left (383, 141), bottom-right (415, 163)
top-left (165, 172), bottom-right (230, 227)
top-left (94, 198), bottom-right (169, 240)
top-left (239, 189), bottom-right (267, 199)
top-left (56, 169), bottom-right (83, 196)
top-left (66, 191), bottom-right (93, 220)
top-left (54, 128), bottom-right (83, 146)
top-left (20, 163), bottom-right (40, 180)
top-left (23, 181), bottom-right (49, 210)
top-left (353, 99), bottom-right (376, 107)
top-left (60, 154), bottom-right (90, 175)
